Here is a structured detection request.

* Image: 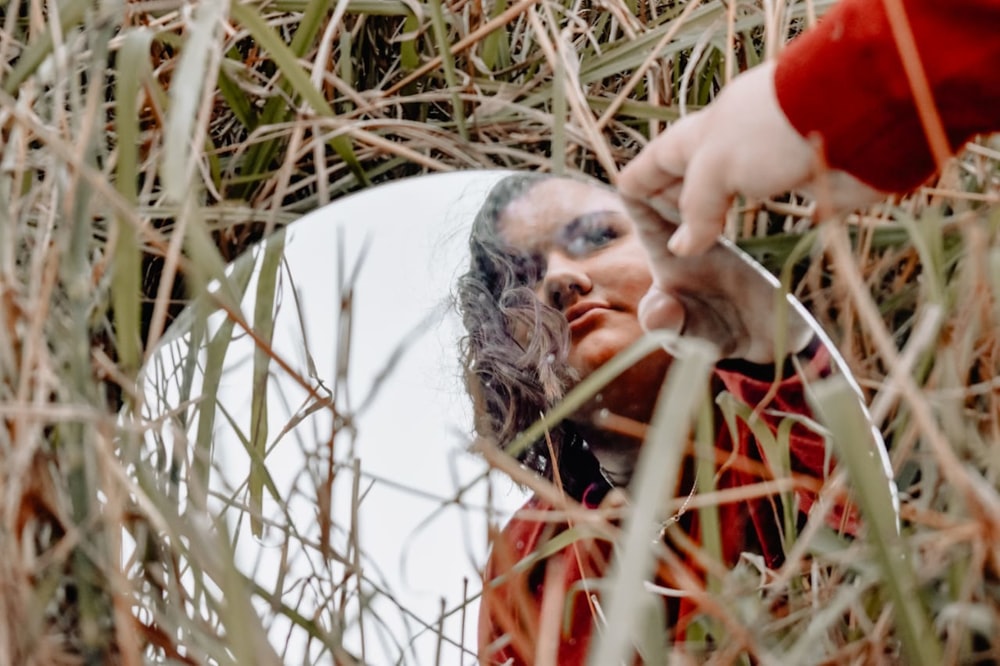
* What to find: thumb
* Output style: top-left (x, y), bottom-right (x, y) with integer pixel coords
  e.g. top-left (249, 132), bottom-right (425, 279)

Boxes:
top-left (638, 287), bottom-right (685, 334)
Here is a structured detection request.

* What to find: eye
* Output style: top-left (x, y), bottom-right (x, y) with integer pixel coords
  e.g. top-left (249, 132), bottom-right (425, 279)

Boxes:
top-left (563, 214), bottom-right (620, 256)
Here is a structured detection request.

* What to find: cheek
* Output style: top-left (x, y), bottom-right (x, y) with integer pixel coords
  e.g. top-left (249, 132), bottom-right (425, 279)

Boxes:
top-left (623, 271), bottom-right (653, 308)
top-left (610, 252), bottom-right (654, 308)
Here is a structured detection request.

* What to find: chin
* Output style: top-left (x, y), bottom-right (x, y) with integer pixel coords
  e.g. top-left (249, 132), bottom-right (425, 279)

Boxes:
top-left (569, 331), bottom-right (639, 378)
top-left (570, 340), bottom-right (671, 418)
top-left (570, 344), bottom-right (621, 376)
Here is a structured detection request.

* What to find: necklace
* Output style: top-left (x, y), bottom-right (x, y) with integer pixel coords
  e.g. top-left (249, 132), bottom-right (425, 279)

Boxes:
top-left (597, 463), bottom-right (633, 488)
top-left (655, 473), bottom-right (698, 542)
top-left (596, 463), bottom-right (698, 541)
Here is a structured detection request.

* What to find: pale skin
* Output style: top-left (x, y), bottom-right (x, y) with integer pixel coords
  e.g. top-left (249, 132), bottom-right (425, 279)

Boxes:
top-left (497, 177), bottom-right (813, 485)
top-left (617, 61), bottom-right (883, 258)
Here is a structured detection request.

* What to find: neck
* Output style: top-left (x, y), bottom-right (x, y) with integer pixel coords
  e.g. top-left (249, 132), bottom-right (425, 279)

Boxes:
top-left (576, 422), bottom-right (643, 488)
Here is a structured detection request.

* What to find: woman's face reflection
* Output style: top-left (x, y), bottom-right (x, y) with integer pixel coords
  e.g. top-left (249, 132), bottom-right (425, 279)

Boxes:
top-left (497, 177), bottom-right (671, 423)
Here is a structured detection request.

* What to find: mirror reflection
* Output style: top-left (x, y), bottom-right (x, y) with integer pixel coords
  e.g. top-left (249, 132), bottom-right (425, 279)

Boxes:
top-left (140, 170), bottom-right (894, 665)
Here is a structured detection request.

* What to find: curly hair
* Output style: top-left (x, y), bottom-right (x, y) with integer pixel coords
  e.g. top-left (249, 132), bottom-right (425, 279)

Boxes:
top-left (456, 173), bottom-right (605, 499)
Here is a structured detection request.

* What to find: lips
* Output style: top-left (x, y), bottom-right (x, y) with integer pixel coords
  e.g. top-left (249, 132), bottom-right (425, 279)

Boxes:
top-left (565, 302), bottom-right (610, 333)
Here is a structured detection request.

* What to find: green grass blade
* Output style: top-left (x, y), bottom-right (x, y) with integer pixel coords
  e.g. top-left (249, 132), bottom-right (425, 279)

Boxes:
top-left (248, 234), bottom-right (284, 536)
top-left (161, 0), bottom-right (227, 202)
top-left (588, 338), bottom-right (717, 666)
top-left (717, 393), bottom-right (797, 551)
top-left (480, 0), bottom-right (511, 71)
top-left (218, 54), bottom-right (258, 129)
top-left (190, 257), bottom-right (257, 506)
top-left (3, 0), bottom-right (90, 95)
top-left (229, 2), bottom-right (369, 186)
top-left (693, 393), bottom-right (722, 590)
top-left (578, 0), bottom-right (837, 84)
top-left (427, 0), bottom-right (468, 140)
top-left (183, 206), bottom-right (245, 310)
top-left (551, 60), bottom-right (566, 175)
top-left (400, 12), bottom-right (421, 71)
top-left (808, 376), bottom-right (941, 666)
top-left (112, 28), bottom-right (153, 380)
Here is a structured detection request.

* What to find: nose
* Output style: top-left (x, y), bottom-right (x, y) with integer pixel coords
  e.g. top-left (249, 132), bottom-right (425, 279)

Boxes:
top-left (539, 252), bottom-right (592, 311)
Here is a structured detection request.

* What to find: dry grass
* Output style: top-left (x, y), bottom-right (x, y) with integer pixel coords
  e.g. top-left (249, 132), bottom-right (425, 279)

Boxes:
top-left (0, 0), bottom-right (997, 663)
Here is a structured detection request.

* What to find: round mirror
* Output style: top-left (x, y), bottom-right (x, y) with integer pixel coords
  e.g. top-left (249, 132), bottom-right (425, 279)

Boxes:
top-left (141, 171), bottom-right (523, 664)
top-left (138, 170), bottom-right (895, 665)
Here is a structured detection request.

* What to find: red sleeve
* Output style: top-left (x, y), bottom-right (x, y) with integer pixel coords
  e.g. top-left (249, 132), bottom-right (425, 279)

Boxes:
top-left (774, 0), bottom-right (1000, 192)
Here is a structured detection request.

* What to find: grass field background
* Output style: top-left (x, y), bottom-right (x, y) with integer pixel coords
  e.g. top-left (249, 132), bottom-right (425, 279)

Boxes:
top-left (1, 0), bottom-right (997, 663)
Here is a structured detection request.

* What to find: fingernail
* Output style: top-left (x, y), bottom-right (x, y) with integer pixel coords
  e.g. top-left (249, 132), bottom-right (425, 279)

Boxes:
top-left (667, 225), bottom-right (692, 255)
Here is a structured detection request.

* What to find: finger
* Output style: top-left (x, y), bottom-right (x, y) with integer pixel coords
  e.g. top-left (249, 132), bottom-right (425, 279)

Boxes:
top-left (620, 196), bottom-right (678, 277)
top-left (669, 149), bottom-right (733, 256)
top-left (618, 114), bottom-right (701, 199)
top-left (638, 288), bottom-right (685, 334)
